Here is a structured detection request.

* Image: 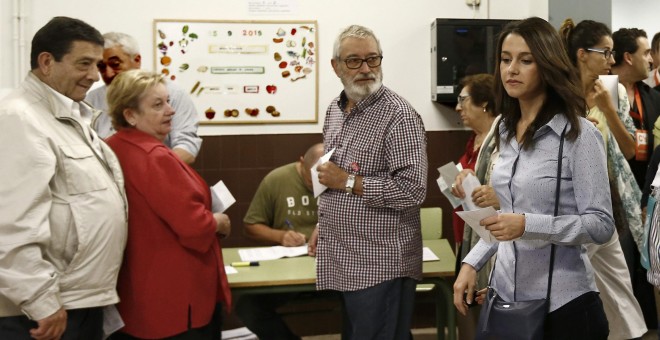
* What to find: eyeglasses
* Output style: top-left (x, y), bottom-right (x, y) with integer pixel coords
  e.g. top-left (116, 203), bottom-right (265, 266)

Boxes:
top-left (457, 94), bottom-right (470, 105)
top-left (586, 48), bottom-right (616, 60)
top-left (97, 59), bottom-right (124, 72)
top-left (342, 56), bottom-right (383, 69)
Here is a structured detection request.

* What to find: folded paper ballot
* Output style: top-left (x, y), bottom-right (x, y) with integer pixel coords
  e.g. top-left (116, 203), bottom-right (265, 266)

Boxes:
top-left (311, 148), bottom-right (335, 197)
top-left (211, 180), bottom-right (236, 213)
top-left (437, 162), bottom-right (462, 208)
top-left (598, 74), bottom-right (619, 111)
top-left (455, 207), bottom-right (498, 243)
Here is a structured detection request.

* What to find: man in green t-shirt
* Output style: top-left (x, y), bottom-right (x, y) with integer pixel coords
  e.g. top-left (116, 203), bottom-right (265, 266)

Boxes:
top-left (236, 143), bottom-right (324, 339)
top-left (243, 143), bottom-right (323, 245)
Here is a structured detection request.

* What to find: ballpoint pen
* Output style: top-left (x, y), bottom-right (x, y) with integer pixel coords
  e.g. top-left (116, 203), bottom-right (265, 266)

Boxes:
top-left (231, 261), bottom-right (260, 267)
top-left (284, 219), bottom-right (294, 230)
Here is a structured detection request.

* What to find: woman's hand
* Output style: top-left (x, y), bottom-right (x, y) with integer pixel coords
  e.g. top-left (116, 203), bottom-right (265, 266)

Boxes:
top-left (471, 185), bottom-right (500, 209)
top-left (481, 213), bottom-right (525, 241)
top-left (453, 263), bottom-right (478, 316)
top-left (213, 213), bottom-right (231, 238)
top-left (592, 79), bottom-right (617, 117)
top-left (451, 169), bottom-right (476, 199)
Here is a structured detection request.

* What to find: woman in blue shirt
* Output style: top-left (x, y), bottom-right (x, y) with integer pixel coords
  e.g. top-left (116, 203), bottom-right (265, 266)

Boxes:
top-left (453, 17), bottom-right (614, 339)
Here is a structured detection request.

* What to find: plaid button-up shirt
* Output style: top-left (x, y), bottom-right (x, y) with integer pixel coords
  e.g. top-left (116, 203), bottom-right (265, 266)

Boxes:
top-left (316, 85), bottom-right (428, 291)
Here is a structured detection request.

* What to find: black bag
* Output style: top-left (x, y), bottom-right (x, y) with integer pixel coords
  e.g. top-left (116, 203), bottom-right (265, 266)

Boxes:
top-left (475, 125), bottom-right (567, 340)
top-left (476, 286), bottom-right (548, 340)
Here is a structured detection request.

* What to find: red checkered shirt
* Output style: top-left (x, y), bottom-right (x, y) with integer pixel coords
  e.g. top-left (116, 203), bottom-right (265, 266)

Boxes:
top-left (316, 85), bottom-right (427, 291)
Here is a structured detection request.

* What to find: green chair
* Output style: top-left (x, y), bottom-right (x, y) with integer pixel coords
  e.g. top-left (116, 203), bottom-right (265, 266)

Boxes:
top-left (418, 207), bottom-right (456, 340)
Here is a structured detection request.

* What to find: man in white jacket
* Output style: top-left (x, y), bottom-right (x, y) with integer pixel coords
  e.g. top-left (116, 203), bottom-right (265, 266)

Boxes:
top-left (0, 17), bottom-right (127, 340)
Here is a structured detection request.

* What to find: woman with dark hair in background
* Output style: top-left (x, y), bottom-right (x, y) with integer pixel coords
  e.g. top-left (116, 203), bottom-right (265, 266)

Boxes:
top-left (453, 17), bottom-right (613, 339)
top-left (560, 18), bottom-right (647, 339)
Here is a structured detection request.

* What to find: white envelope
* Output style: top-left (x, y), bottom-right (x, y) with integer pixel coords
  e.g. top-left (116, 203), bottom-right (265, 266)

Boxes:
top-left (599, 74), bottom-right (619, 111)
top-left (455, 207), bottom-right (498, 243)
top-left (311, 148), bottom-right (335, 197)
top-left (211, 180), bottom-right (236, 213)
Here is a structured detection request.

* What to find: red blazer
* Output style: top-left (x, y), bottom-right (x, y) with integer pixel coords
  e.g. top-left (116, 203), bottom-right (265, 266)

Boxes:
top-left (107, 129), bottom-right (231, 339)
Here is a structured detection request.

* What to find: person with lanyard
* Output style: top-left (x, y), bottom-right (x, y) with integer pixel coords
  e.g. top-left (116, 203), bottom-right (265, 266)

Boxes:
top-left (611, 28), bottom-right (660, 188)
top-left (611, 28), bottom-right (660, 331)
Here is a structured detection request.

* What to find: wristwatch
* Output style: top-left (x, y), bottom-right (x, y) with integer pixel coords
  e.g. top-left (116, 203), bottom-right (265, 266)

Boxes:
top-left (345, 174), bottom-right (356, 194)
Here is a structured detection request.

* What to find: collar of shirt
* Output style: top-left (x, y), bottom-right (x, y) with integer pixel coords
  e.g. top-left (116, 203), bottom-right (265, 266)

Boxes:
top-left (500, 113), bottom-right (569, 145)
top-left (337, 85), bottom-right (386, 115)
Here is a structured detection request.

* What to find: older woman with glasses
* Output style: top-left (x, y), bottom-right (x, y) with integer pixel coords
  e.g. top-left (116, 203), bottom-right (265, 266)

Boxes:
top-left (104, 69), bottom-right (231, 340)
top-left (450, 74), bottom-right (498, 254)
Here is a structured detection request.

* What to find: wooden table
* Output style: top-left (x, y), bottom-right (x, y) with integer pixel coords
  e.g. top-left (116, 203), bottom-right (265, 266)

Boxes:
top-left (223, 239), bottom-right (457, 340)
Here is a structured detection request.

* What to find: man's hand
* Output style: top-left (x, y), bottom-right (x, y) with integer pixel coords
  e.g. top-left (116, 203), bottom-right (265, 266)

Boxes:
top-left (281, 230), bottom-right (306, 247)
top-left (308, 226), bottom-right (319, 257)
top-left (30, 307), bottom-right (67, 340)
top-left (317, 161), bottom-right (348, 190)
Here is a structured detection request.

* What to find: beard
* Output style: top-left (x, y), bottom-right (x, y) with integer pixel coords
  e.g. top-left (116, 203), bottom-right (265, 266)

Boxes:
top-left (340, 69), bottom-right (383, 102)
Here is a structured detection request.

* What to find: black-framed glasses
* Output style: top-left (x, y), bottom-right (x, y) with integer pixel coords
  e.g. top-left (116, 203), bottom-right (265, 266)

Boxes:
top-left (457, 94), bottom-right (470, 105)
top-left (342, 56), bottom-right (383, 69)
top-left (586, 47), bottom-right (616, 59)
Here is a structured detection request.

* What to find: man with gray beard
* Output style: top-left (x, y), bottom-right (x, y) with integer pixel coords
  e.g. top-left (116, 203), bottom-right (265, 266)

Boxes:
top-left (308, 25), bottom-right (428, 339)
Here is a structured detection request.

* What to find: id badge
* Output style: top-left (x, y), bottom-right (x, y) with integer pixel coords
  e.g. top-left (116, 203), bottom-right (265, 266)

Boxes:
top-left (635, 129), bottom-right (648, 161)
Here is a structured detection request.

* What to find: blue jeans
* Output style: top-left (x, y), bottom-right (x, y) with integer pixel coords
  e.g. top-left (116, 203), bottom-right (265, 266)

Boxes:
top-left (341, 277), bottom-right (416, 340)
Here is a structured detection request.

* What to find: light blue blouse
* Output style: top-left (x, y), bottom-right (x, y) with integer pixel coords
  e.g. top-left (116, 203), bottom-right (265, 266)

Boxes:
top-left (463, 114), bottom-right (614, 312)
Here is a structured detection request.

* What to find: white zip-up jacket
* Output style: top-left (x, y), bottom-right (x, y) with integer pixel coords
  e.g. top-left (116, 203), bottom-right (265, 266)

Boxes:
top-left (0, 72), bottom-right (128, 320)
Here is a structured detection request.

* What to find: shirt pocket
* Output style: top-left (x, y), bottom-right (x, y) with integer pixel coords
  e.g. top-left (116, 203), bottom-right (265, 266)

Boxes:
top-left (59, 145), bottom-right (107, 195)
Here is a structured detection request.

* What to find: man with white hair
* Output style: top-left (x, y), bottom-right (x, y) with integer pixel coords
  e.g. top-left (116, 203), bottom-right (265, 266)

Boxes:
top-left (309, 25), bottom-right (427, 339)
top-left (86, 32), bottom-right (201, 164)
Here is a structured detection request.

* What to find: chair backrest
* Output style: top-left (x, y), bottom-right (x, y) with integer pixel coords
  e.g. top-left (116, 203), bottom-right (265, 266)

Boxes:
top-left (420, 207), bottom-right (443, 240)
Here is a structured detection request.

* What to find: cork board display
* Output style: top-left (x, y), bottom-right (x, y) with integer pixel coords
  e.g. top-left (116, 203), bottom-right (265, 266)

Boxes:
top-left (153, 19), bottom-right (318, 124)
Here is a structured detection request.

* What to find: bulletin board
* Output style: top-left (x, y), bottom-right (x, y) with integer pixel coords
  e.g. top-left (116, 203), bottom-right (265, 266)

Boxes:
top-left (153, 19), bottom-right (318, 124)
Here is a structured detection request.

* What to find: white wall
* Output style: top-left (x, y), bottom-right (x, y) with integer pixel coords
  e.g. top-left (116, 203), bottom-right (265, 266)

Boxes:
top-left (612, 0), bottom-right (660, 36)
top-left (2, 0), bottom-right (548, 135)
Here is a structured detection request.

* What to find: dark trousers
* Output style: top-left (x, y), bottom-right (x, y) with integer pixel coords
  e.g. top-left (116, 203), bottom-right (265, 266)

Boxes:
top-left (544, 292), bottom-right (609, 340)
top-left (0, 307), bottom-right (103, 340)
top-left (111, 303), bottom-right (223, 340)
top-left (341, 277), bottom-right (416, 340)
top-left (235, 293), bottom-right (301, 340)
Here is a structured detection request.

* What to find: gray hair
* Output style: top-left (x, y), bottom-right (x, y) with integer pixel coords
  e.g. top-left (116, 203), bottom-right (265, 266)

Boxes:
top-left (332, 25), bottom-right (382, 60)
top-left (103, 32), bottom-right (140, 56)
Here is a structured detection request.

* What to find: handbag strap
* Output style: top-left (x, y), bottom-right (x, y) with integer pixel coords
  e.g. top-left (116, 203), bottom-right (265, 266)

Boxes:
top-left (545, 124), bottom-right (568, 302)
top-left (489, 123), bottom-right (567, 302)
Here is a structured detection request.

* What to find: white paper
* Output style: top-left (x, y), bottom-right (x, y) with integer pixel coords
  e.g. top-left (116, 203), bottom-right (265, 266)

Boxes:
top-left (437, 176), bottom-right (462, 208)
top-left (311, 148), bottom-right (335, 197)
top-left (423, 247), bottom-right (440, 262)
top-left (438, 162), bottom-right (460, 186)
top-left (211, 180), bottom-right (236, 213)
top-left (222, 326), bottom-right (258, 340)
top-left (225, 265), bottom-right (238, 275)
top-left (653, 167), bottom-right (660, 188)
top-left (460, 174), bottom-right (482, 211)
top-left (101, 305), bottom-right (125, 339)
top-left (238, 245), bottom-right (308, 262)
top-left (599, 74), bottom-right (619, 111)
top-left (455, 207), bottom-right (498, 243)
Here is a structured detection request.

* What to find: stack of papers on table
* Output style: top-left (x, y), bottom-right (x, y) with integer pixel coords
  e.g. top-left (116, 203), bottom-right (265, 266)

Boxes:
top-left (238, 245), bottom-right (308, 262)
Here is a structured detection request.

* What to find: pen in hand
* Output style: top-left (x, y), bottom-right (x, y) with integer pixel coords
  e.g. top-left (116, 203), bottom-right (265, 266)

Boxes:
top-left (282, 219), bottom-right (306, 246)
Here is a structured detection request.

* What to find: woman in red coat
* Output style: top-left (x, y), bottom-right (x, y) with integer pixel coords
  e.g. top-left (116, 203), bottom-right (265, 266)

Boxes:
top-left (105, 69), bottom-right (231, 339)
